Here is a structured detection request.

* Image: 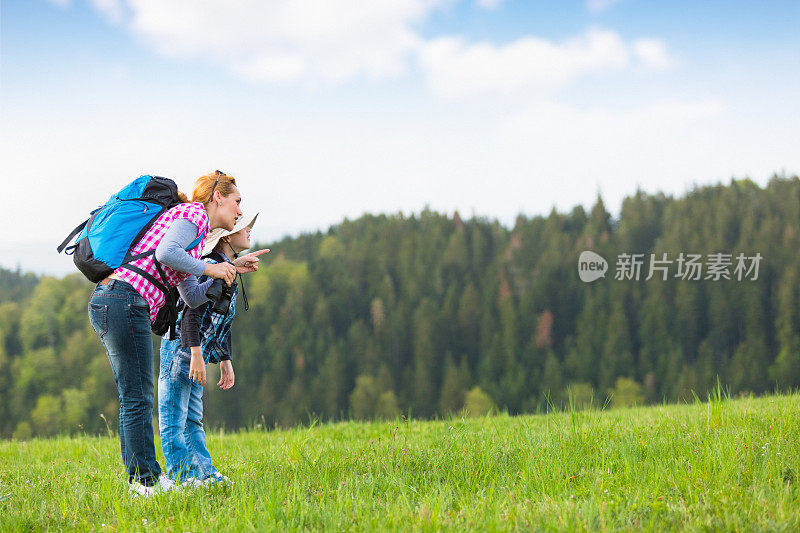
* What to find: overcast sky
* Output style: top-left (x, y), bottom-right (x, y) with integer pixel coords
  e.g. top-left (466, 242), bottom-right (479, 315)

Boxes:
top-left (1, 0), bottom-right (798, 276)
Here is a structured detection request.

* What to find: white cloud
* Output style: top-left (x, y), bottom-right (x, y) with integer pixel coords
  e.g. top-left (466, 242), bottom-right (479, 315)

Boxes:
top-left (89, 0), bottom-right (126, 24)
top-left (81, 2), bottom-right (674, 96)
top-left (419, 28), bottom-right (670, 98)
top-left (91, 0), bottom-right (446, 83)
top-left (83, 0), bottom-right (673, 97)
top-left (586, 0), bottom-right (624, 14)
top-left (633, 38), bottom-right (675, 70)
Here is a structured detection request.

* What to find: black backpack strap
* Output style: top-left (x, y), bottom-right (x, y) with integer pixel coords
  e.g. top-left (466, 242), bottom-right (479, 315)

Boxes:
top-left (120, 260), bottom-right (179, 339)
top-left (153, 258), bottom-right (183, 339)
top-left (57, 219), bottom-right (88, 254)
top-left (128, 250), bottom-right (156, 262)
top-left (152, 256), bottom-right (170, 289)
top-left (152, 259), bottom-right (179, 339)
top-left (119, 262), bottom-right (169, 296)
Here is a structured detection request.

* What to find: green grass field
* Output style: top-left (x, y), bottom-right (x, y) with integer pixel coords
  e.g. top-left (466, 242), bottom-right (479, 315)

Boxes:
top-left (1, 393), bottom-right (799, 531)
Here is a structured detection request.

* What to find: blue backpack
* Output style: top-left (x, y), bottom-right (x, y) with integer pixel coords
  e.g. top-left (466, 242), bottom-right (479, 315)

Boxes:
top-left (58, 175), bottom-right (204, 337)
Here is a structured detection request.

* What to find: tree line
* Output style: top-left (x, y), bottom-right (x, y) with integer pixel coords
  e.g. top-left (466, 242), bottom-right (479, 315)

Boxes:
top-left (2, 174), bottom-right (799, 438)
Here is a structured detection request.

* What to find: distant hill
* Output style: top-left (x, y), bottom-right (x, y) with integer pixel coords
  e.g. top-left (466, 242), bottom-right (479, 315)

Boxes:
top-left (2, 174), bottom-right (800, 438)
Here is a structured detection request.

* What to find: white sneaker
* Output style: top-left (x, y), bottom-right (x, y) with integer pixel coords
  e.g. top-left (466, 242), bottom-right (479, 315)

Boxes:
top-left (179, 477), bottom-right (204, 489)
top-left (204, 472), bottom-right (232, 486)
top-left (128, 474), bottom-right (174, 497)
top-left (157, 474), bottom-right (175, 493)
top-left (213, 472), bottom-right (232, 485)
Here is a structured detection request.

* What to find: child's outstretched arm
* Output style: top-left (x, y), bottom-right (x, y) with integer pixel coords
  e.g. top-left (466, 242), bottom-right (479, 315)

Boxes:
top-left (232, 248), bottom-right (270, 273)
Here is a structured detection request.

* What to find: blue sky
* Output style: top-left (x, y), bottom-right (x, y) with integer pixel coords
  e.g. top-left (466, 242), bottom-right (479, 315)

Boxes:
top-left (1, 0), bottom-right (798, 275)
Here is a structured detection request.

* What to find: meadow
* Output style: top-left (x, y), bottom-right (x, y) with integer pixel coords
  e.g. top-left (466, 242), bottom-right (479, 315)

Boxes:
top-left (1, 392), bottom-right (798, 531)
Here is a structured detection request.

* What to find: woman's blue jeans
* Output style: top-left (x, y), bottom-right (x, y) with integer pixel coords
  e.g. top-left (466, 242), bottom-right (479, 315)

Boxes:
top-left (88, 279), bottom-right (162, 485)
top-left (158, 339), bottom-right (218, 482)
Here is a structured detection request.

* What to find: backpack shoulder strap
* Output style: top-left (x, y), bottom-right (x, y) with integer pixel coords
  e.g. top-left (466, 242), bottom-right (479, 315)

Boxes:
top-left (187, 232), bottom-right (205, 252)
top-left (125, 229), bottom-right (206, 263)
top-left (120, 263), bottom-right (169, 295)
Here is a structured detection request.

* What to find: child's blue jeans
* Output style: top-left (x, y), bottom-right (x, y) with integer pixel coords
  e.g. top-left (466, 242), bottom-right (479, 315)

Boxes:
top-left (158, 339), bottom-right (219, 482)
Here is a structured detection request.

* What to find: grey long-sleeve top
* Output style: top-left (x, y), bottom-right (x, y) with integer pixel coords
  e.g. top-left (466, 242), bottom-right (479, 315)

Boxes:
top-left (154, 218), bottom-right (213, 308)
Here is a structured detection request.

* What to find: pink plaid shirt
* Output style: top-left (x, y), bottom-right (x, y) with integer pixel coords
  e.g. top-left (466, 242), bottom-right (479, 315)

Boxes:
top-left (115, 202), bottom-right (210, 322)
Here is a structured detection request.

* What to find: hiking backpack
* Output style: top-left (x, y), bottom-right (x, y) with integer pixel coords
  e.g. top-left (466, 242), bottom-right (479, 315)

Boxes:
top-left (57, 175), bottom-right (204, 338)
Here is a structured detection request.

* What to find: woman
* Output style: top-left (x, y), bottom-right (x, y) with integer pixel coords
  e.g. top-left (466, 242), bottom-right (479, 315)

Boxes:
top-left (88, 171), bottom-right (258, 497)
top-left (158, 212), bottom-right (266, 486)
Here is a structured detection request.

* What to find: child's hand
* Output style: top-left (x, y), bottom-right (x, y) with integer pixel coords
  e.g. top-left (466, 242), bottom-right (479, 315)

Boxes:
top-left (233, 249), bottom-right (270, 273)
top-left (189, 348), bottom-right (206, 385)
top-left (218, 360), bottom-right (235, 390)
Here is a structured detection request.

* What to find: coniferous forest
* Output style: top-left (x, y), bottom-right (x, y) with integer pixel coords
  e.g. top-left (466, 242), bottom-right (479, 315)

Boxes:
top-left (2, 175), bottom-right (800, 439)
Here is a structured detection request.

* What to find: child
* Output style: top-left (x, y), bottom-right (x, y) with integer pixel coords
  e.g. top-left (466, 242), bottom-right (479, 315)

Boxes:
top-left (158, 212), bottom-right (267, 485)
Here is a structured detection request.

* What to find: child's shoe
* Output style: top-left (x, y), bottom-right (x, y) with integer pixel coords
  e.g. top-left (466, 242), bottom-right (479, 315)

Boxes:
top-left (203, 472), bottom-right (232, 486)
